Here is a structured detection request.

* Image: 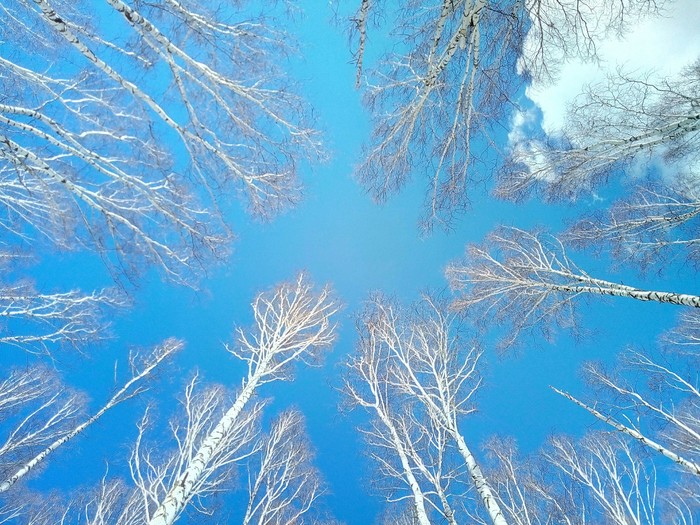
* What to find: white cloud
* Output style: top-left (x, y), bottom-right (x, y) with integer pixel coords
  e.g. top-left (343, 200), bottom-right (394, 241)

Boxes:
top-left (526, 0), bottom-right (700, 136)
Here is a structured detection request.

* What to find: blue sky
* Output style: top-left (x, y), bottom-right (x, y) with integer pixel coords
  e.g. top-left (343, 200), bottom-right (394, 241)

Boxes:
top-left (1, 1), bottom-right (699, 524)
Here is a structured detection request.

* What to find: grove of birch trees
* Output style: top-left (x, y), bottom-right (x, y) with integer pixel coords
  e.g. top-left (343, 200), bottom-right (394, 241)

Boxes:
top-left (1, 0), bottom-right (699, 523)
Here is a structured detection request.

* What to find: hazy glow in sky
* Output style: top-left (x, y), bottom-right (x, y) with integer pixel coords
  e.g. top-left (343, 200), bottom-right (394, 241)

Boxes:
top-left (527, 0), bottom-right (700, 134)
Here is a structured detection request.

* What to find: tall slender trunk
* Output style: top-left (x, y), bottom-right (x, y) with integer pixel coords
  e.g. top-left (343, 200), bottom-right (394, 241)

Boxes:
top-left (452, 431), bottom-right (508, 525)
top-left (0, 341), bottom-right (179, 492)
top-left (554, 388), bottom-right (700, 476)
top-left (378, 411), bottom-right (432, 525)
top-left (148, 375), bottom-right (260, 525)
top-left (549, 282), bottom-right (700, 307)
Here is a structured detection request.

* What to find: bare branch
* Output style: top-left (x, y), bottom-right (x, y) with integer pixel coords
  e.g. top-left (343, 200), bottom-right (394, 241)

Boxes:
top-left (447, 226), bottom-right (700, 349)
top-left (149, 274), bottom-right (338, 525)
top-left (0, 338), bottom-right (182, 493)
top-left (1, 0), bottom-right (322, 284)
top-left (498, 58), bottom-right (700, 202)
top-left (353, 0), bottom-right (663, 228)
top-left (0, 281), bottom-right (126, 356)
top-left (243, 410), bottom-right (326, 525)
top-left (565, 181), bottom-right (700, 273)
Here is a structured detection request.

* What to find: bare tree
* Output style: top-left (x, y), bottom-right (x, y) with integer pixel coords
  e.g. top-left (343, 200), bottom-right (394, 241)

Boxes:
top-left (349, 0), bottom-right (662, 229)
top-left (0, 279), bottom-right (125, 356)
top-left (1, 0), bottom-right (322, 284)
top-left (347, 295), bottom-right (506, 524)
top-left (447, 226), bottom-right (700, 349)
top-left (478, 437), bottom-right (577, 525)
top-left (497, 58), bottom-right (700, 202)
top-left (345, 318), bottom-right (436, 525)
top-left (553, 349), bottom-right (700, 476)
top-left (17, 476), bottom-right (147, 525)
top-left (564, 180), bottom-right (700, 273)
top-left (148, 274), bottom-right (338, 525)
top-left (129, 375), bottom-right (263, 523)
top-left (26, 375), bottom-right (262, 525)
top-left (0, 338), bottom-right (182, 493)
top-left (546, 432), bottom-right (663, 524)
top-left (368, 296), bottom-right (507, 525)
top-left (242, 410), bottom-right (326, 525)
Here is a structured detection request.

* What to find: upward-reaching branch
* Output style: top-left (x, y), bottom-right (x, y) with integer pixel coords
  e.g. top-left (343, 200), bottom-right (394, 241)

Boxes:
top-left (352, 0), bottom-right (662, 229)
top-left (363, 295), bottom-right (507, 525)
top-left (148, 274), bottom-right (338, 525)
top-left (0, 338), bottom-right (182, 493)
top-left (243, 410), bottom-right (325, 525)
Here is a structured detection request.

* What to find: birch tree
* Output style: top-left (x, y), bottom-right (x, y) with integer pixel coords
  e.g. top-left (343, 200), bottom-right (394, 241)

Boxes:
top-left (0, 338), bottom-right (182, 494)
top-left (545, 432), bottom-right (668, 524)
top-left (148, 274), bottom-right (338, 525)
top-left (345, 320), bottom-right (436, 525)
top-left (1, 0), bottom-right (322, 284)
top-left (242, 410), bottom-right (326, 525)
top-left (553, 349), bottom-right (700, 476)
top-left (447, 226), bottom-right (700, 349)
top-left (0, 366), bottom-right (82, 488)
top-left (347, 295), bottom-right (506, 524)
top-left (565, 181), bottom-right (700, 273)
top-left (366, 296), bottom-right (507, 525)
top-left (349, 0), bottom-right (662, 229)
top-left (497, 58), bottom-right (700, 202)
top-left (128, 375), bottom-right (263, 523)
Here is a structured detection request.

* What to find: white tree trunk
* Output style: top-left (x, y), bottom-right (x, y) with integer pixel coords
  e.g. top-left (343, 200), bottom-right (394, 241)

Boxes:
top-left (378, 411), bottom-right (432, 525)
top-left (0, 340), bottom-right (180, 492)
top-left (555, 387), bottom-right (700, 476)
top-left (453, 432), bottom-right (508, 525)
top-left (550, 282), bottom-right (700, 307)
top-left (148, 375), bottom-right (260, 525)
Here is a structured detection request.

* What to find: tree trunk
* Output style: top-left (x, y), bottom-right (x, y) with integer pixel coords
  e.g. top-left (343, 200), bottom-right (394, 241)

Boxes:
top-left (453, 431), bottom-right (508, 525)
top-left (378, 411), bottom-right (432, 525)
top-left (0, 341), bottom-right (179, 492)
top-left (148, 375), bottom-right (260, 525)
top-left (550, 282), bottom-right (700, 307)
top-left (554, 388), bottom-right (700, 476)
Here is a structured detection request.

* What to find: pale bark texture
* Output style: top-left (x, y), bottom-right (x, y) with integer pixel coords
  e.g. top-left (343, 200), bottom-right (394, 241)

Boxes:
top-left (554, 387), bottom-right (700, 476)
top-left (0, 368), bottom-right (83, 487)
top-left (497, 58), bottom-right (700, 202)
top-left (130, 376), bottom-right (263, 523)
top-left (350, 0), bottom-right (661, 229)
top-left (148, 274), bottom-right (338, 525)
top-left (555, 349), bottom-right (700, 476)
top-left (447, 226), bottom-right (700, 349)
top-left (0, 338), bottom-right (182, 493)
top-left (345, 323), bottom-right (434, 525)
top-left (1, 0), bottom-right (321, 284)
